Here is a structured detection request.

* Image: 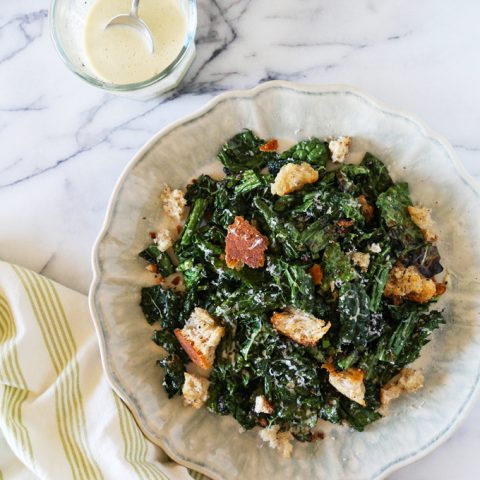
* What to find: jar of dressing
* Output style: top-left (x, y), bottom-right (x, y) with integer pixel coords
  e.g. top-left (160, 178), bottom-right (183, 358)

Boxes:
top-left (50, 0), bottom-right (197, 100)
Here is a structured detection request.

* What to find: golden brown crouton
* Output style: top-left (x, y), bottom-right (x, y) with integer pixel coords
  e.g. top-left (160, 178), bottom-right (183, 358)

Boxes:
top-left (271, 307), bottom-right (331, 347)
top-left (350, 252), bottom-right (370, 272)
top-left (182, 372), bottom-right (210, 408)
top-left (258, 425), bottom-right (293, 458)
top-left (408, 206), bottom-right (437, 242)
top-left (270, 162), bottom-right (319, 196)
top-left (380, 368), bottom-right (424, 407)
top-left (174, 308), bottom-right (225, 370)
top-left (329, 136), bottom-right (352, 163)
top-left (254, 395), bottom-right (274, 414)
top-left (384, 264), bottom-right (437, 303)
top-left (161, 186), bottom-right (187, 222)
top-left (154, 228), bottom-right (173, 252)
top-left (225, 216), bottom-right (269, 269)
top-left (322, 363), bottom-right (366, 406)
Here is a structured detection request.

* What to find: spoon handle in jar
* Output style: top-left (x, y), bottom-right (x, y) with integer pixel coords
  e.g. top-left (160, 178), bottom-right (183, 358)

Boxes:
top-left (130, 0), bottom-right (140, 16)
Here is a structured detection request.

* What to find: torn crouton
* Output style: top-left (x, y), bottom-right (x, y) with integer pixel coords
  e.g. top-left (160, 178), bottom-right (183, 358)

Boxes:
top-left (182, 372), bottom-right (210, 409)
top-left (308, 264), bottom-right (324, 285)
top-left (271, 307), bottom-right (331, 347)
top-left (380, 368), bottom-right (424, 407)
top-left (329, 136), bottom-right (352, 163)
top-left (383, 264), bottom-right (436, 303)
top-left (225, 216), bottom-right (269, 269)
top-left (254, 395), bottom-right (273, 414)
top-left (322, 363), bottom-right (366, 406)
top-left (270, 162), bottom-right (319, 196)
top-left (408, 206), bottom-right (437, 242)
top-left (259, 139), bottom-right (278, 152)
top-left (174, 308), bottom-right (225, 370)
top-left (358, 194), bottom-right (375, 222)
top-left (161, 185), bottom-right (187, 222)
top-left (154, 228), bottom-right (173, 252)
top-left (350, 252), bottom-right (370, 272)
top-left (258, 425), bottom-right (293, 458)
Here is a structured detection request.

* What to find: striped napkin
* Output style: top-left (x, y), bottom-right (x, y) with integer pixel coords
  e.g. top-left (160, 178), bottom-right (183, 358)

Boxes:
top-left (0, 261), bottom-right (207, 480)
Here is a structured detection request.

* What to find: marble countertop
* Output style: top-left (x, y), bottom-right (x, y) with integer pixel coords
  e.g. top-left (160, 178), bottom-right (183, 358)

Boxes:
top-left (1, 0), bottom-right (479, 478)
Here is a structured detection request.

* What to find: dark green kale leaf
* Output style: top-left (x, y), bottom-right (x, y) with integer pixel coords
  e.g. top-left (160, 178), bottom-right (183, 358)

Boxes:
top-left (340, 400), bottom-right (382, 431)
top-left (178, 197), bottom-right (208, 247)
top-left (152, 329), bottom-right (188, 362)
top-left (176, 259), bottom-right (207, 290)
top-left (211, 180), bottom-right (245, 229)
top-left (217, 130), bottom-right (276, 174)
top-left (338, 282), bottom-right (371, 348)
top-left (335, 165), bottom-right (370, 195)
top-left (214, 284), bottom-right (284, 320)
top-left (361, 153), bottom-right (393, 197)
top-left (402, 244), bottom-right (443, 278)
top-left (291, 188), bottom-right (364, 226)
top-left (253, 197), bottom-right (304, 258)
top-left (268, 258), bottom-right (314, 311)
top-left (264, 342), bottom-right (324, 437)
top-left (300, 221), bottom-right (336, 256)
top-left (321, 242), bottom-right (355, 289)
top-left (157, 354), bottom-right (185, 398)
top-left (185, 174), bottom-right (217, 204)
top-left (140, 285), bottom-right (183, 328)
top-left (234, 169), bottom-right (271, 195)
top-left (319, 395), bottom-right (342, 424)
top-left (376, 183), bottom-right (423, 250)
top-left (268, 138), bottom-right (328, 175)
top-left (382, 305), bottom-right (444, 368)
top-left (139, 244), bottom-right (174, 277)
top-left (368, 248), bottom-right (393, 312)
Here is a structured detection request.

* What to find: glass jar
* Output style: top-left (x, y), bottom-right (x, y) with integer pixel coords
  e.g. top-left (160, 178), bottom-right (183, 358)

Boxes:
top-left (50, 0), bottom-right (197, 100)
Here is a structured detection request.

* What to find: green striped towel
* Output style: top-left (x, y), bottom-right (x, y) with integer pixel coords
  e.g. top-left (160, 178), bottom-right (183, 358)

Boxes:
top-left (0, 262), bottom-right (209, 480)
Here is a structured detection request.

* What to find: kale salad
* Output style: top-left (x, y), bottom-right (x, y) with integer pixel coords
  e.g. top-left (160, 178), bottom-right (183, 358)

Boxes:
top-left (138, 130), bottom-right (446, 457)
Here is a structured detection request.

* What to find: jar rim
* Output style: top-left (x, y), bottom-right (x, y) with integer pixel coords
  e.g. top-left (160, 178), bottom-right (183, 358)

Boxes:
top-left (49, 0), bottom-right (197, 92)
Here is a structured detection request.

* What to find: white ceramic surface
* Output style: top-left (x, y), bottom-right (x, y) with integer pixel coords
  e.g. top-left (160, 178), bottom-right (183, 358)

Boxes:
top-left (89, 82), bottom-right (480, 480)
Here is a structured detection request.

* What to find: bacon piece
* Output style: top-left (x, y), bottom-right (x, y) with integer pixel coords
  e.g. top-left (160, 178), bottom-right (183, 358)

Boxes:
top-left (225, 216), bottom-right (269, 269)
top-left (308, 264), bottom-right (323, 285)
top-left (358, 195), bottom-right (374, 222)
top-left (435, 282), bottom-right (447, 296)
top-left (336, 219), bottom-right (354, 234)
top-left (259, 139), bottom-right (278, 152)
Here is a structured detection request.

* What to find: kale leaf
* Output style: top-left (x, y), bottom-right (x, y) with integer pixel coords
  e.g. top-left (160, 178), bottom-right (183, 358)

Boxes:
top-left (268, 138), bottom-right (328, 175)
top-left (217, 130), bottom-right (276, 174)
top-left (139, 244), bottom-right (174, 277)
top-left (140, 285), bottom-right (183, 328)
top-left (158, 354), bottom-right (185, 398)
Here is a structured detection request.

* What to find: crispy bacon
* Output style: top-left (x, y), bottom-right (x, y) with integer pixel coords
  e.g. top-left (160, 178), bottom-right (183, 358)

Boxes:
top-left (259, 139), bottom-right (278, 152)
top-left (358, 195), bottom-right (374, 222)
top-left (308, 264), bottom-right (323, 285)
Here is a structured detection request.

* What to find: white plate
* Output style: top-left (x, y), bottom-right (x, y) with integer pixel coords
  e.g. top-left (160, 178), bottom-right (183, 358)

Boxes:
top-left (89, 82), bottom-right (480, 480)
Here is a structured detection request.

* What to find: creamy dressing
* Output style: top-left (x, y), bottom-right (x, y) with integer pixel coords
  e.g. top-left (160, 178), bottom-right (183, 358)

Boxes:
top-left (84, 0), bottom-right (187, 84)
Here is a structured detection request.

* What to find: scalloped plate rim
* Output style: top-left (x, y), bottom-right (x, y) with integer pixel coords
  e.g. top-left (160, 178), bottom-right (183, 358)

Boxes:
top-left (88, 81), bottom-right (480, 480)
